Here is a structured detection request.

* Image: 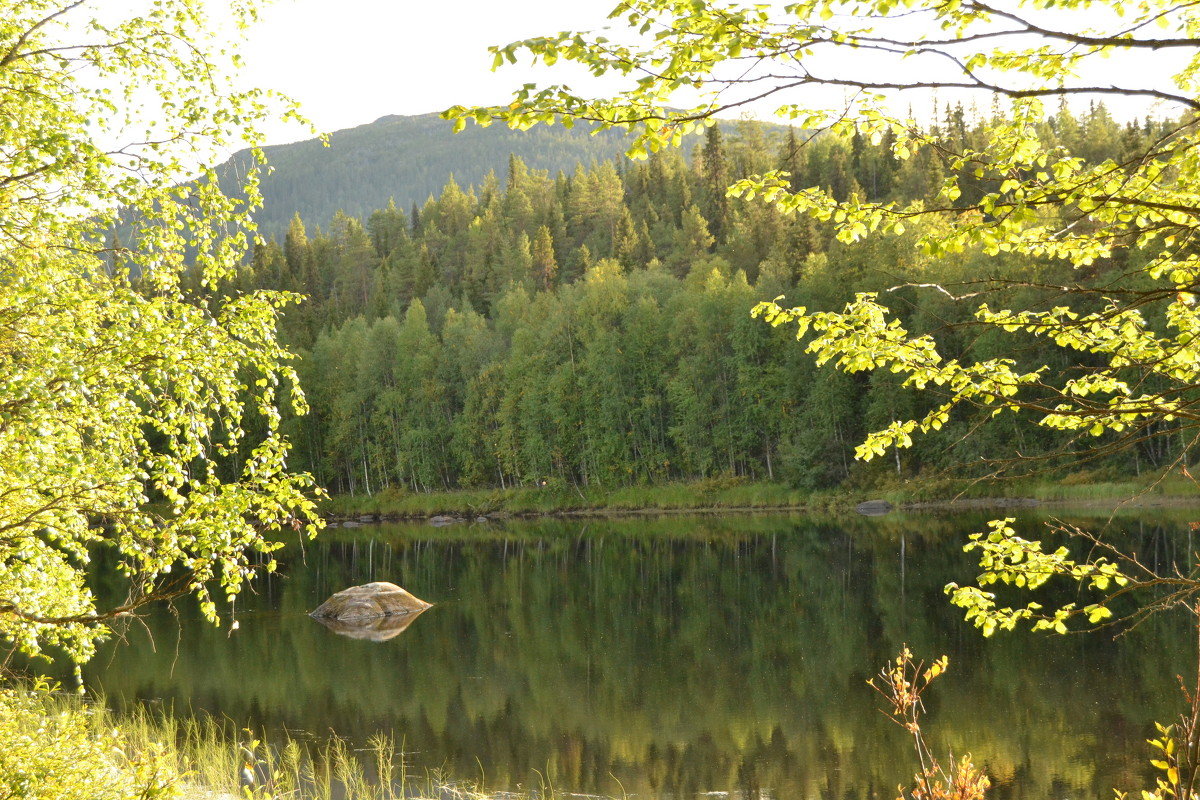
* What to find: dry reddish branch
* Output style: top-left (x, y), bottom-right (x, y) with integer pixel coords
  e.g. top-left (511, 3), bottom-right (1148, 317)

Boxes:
top-left (870, 647), bottom-right (991, 800)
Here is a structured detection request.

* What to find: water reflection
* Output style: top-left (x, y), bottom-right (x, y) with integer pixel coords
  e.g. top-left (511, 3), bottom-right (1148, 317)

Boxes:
top-left (310, 607), bottom-right (429, 640)
top-left (70, 513), bottom-right (1196, 799)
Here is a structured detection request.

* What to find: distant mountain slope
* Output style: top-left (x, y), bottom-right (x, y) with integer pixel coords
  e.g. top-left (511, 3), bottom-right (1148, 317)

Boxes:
top-left (223, 112), bottom-right (635, 238)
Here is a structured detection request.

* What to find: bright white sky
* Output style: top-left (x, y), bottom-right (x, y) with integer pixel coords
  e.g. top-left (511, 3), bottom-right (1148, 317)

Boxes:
top-left (228, 0), bottom-right (1185, 146)
top-left (238, 0), bottom-right (622, 145)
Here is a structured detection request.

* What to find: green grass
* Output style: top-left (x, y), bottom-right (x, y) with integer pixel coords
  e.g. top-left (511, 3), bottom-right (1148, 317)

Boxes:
top-left (318, 469), bottom-right (1200, 522)
top-left (1024, 473), bottom-right (1199, 502)
top-left (0, 678), bottom-right (573, 800)
top-left (320, 480), bottom-right (855, 519)
top-left (125, 703), bottom-right (530, 800)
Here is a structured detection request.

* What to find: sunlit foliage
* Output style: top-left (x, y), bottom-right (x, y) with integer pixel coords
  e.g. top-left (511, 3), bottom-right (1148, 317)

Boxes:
top-left (0, 0), bottom-right (322, 664)
top-left (444, 0), bottom-right (1200, 633)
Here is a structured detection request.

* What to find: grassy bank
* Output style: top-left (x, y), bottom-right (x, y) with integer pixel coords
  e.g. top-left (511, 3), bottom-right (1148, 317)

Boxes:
top-left (319, 472), bottom-right (1200, 521)
top-left (319, 479), bottom-right (854, 520)
top-left (877, 471), bottom-right (1200, 507)
top-left (0, 679), bottom-right (547, 800)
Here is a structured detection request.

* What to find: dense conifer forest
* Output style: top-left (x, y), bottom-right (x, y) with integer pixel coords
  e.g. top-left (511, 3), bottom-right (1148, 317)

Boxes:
top-left (220, 113), bottom-right (634, 239)
top-left (230, 105), bottom-right (1185, 496)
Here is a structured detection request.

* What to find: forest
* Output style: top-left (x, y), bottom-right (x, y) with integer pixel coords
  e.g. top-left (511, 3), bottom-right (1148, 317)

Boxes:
top-left (220, 112), bottom-right (633, 240)
top-left (227, 102), bottom-right (1186, 496)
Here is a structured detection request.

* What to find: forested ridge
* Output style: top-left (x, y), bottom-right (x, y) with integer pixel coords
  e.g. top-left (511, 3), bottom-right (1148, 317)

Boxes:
top-left (219, 112), bottom-right (634, 239)
top-left (236, 104), bottom-right (1184, 496)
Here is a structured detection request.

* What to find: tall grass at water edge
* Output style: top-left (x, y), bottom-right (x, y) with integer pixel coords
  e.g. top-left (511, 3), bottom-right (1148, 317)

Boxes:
top-left (0, 680), bottom-right (545, 800)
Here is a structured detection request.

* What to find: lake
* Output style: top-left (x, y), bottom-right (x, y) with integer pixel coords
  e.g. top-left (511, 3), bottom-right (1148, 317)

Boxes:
top-left (74, 510), bottom-right (1196, 799)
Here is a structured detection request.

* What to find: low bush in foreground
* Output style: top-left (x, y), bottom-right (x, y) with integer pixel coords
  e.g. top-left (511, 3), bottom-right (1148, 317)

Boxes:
top-left (0, 680), bottom-right (180, 800)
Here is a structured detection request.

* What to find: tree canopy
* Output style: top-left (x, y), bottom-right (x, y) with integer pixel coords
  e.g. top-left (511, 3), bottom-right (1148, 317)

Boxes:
top-left (445, 0), bottom-right (1200, 634)
top-left (239, 110), bottom-right (1182, 500)
top-left (0, 0), bottom-right (321, 665)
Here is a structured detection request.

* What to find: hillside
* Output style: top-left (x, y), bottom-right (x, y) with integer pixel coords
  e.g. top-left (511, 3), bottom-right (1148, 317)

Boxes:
top-left (231, 103), bottom-right (1179, 495)
top-left (222, 112), bottom-right (636, 238)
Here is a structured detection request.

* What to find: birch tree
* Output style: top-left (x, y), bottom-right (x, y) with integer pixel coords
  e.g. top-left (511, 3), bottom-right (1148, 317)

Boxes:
top-left (0, 0), bottom-right (321, 664)
top-left (445, 0), bottom-right (1200, 635)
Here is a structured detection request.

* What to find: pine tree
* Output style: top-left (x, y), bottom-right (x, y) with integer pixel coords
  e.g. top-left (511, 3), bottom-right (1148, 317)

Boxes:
top-left (506, 152), bottom-right (529, 193)
top-left (613, 207), bottom-right (641, 268)
top-left (532, 225), bottom-right (559, 290)
top-left (283, 212), bottom-right (311, 293)
top-left (701, 123), bottom-right (731, 244)
top-left (778, 127), bottom-right (805, 192)
top-left (367, 198), bottom-right (409, 260)
top-left (673, 205), bottom-right (715, 277)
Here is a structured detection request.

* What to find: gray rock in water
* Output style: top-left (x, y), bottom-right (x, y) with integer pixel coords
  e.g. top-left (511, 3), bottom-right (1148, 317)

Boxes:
top-left (310, 582), bottom-right (432, 621)
top-left (855, 499), bottom-right (893, 516)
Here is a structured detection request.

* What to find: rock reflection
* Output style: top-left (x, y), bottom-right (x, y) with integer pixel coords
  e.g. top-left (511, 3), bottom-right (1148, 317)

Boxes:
top-left (310, 605), bottom-right (429, 641)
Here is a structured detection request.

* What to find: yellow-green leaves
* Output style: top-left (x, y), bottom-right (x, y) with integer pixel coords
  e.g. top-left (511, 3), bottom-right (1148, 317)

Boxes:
top-left (754, 293), bottom-right (1041, 460)
top-left (454, 0), bottom-right (1200, 640)
top-left (0, 682), bottom-right (186, 799)
top-left (1132, 723), bottom-right (1188, 800)
top-left (0, 1), bottom-right (322, 664)
top-left (946, 519), bottom-right (1129, 636)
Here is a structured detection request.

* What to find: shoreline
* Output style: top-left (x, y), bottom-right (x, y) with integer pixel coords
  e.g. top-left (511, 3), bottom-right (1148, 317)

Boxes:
top-left (317, 479), bottom-right (1200, 524)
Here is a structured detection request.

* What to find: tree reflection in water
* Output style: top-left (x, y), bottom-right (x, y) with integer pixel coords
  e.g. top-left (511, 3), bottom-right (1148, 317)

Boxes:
top-left (72, 513), bottom-right (1192, 799)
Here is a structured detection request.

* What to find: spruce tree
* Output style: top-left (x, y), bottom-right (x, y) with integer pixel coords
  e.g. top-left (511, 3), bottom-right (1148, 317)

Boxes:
top-left (701, 123), bottom-right (731, 244)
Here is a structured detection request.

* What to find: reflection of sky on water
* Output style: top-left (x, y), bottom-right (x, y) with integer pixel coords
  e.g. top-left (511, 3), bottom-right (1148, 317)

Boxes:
top-left (63, 513), bottom-right (1195, 799)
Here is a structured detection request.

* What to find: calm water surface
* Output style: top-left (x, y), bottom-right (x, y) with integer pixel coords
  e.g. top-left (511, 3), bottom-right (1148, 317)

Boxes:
top-left (75, 512), bottom-right (1196, 799)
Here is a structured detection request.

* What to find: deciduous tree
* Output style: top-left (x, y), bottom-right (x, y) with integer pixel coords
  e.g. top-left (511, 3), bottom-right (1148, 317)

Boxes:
top-left (444, 0), bottom-right (1200, 634)
top-left (0, 0), bottom-right (321, 664)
